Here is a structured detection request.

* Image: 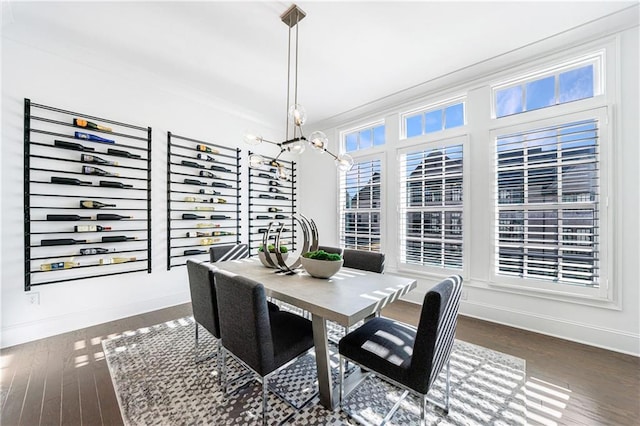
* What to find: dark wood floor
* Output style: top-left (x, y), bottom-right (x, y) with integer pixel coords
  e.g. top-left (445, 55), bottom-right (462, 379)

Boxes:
top-left (1, 301), bottom-right (638, 425)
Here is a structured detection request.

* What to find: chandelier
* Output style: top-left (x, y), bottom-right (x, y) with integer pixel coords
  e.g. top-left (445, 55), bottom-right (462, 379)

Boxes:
top-left (243, 4), bottom-right (354, 180)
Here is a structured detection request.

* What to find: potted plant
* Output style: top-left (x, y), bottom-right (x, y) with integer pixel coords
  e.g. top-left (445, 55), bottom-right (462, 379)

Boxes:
top-left (258, 244), bottom-right (289, 268)
top-left (300, 249), bottom-right (343, 278)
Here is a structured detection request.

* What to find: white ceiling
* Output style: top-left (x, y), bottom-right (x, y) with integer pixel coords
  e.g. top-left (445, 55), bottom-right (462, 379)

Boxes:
top-left (2, 1), bottom-right (637, 127)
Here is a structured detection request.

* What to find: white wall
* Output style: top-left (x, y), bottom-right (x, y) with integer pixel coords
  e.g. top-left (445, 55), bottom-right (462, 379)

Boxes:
top-left (0, 37), bottom-right (282, 348)
top-left (299, 14), bottom-right (640, 355)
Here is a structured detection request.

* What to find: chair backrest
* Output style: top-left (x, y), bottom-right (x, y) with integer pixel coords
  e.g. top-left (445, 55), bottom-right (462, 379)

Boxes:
top-left (214, 271), bottom-right (275, 376)
top-left (342, 248), bottom-right (386, 273)
top-left (318, 245), bottom-right (344, 257)
top-left (186, 259), bottom-right (221, 339)
top-left (210, 243), bottom-right (249, 263)
top-left (410, 275), bottom-right (462, 394)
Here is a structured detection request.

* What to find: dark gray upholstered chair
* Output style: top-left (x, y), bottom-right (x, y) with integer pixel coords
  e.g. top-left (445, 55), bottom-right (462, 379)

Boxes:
top-left (318, 245), bottom-right (344, 257)
top-left (210, 243), bottom-right (250, 262)
top-left (186, 259), bottom-right (222, 365)
top-left (209, 243), bottom-right (279, 313)
top-left (342, 248), bottom-right (385, 273)
top-left (214, 270), bottom-right (315, 425)
top-left (338, 275), bottom-right (463, 424)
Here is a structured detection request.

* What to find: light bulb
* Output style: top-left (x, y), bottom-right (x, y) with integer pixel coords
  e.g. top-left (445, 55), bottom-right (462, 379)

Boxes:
top-left (288, 139), bottom-right (306, 155)
top-left (288, 104), bottom-right (307, 126)
top-left (336, 153), bottom-right (354, 172)
top-left (243, 132), bottom-right (263, 145)
top-left (249, 154), bottom-right (265, 169)
top-left (309, 131), bottom-right (328, 152)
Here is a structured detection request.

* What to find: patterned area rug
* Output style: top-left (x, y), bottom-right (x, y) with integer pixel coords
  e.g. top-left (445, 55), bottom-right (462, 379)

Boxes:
top-left (103, 316), bottom-right (526, 425)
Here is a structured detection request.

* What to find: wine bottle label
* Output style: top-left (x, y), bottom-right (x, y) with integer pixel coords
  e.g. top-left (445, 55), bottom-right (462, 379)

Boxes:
top-left (197, 154), bottom-right (216, 162)
top-left (194, 206), bottom-right (215, 211)
top-left (195, 223), bottom-right (220, 228)
top-left (199, 189), bottom-right (221, 195)
top-left (80, 247), bottom-right (111, 255)
top-left (75, 225), bottom-right (97, 232)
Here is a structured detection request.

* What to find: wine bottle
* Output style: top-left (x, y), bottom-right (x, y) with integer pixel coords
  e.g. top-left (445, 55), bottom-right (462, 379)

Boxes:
top-left (196, 144), bottom-right (220, 154)
top-left (99, 180), bottom-right (132, 188)
top-left (108, 148), bottom-right (142, 159)
top-left (197, 153), bottom-right (216, 162)
top-left (196, 223), bottom-right (220, 228)
top-left (258, 228), bottom-right (268, 233)
top-left (75, 131), bottom-right (115, 144)
top-left (184, 196), bottom-right (203, 203)
top-left (47, 214), bottom-right (92, 221)
top-left (212, 198), bottom-right (227, 204)
top-left (269, 187), bottom-right (281, 193)
top-left (181, 160), bottom-right (204, 169)
top-left (210, 165), bottom-right (231, 173)
top-left (83, 166), bottom-right (119, 177)
top-left (41, 238), bottom-right (87, 246)
top-left (199, 189), bottom-right (220, 195)
top-left (258, 173), bottom-right (272, 179)
top-left (274, 214), bottom-right (288, 219)
top-left (80, 200), bottom-right (116, 209)
top-left (54, 140), bottom-right (94, 152)
top-left (199, 238), bottom-right (220, 246)
top-left (275, 196), bottom-right (288, 201)
top-left (184, 179), bottom-right (206, 186)
top-left (96, 214), bottom-right (132, 220)
top-left (269, 181), bottom-right (281, 187)
top-left (184, 249), bottom-right (206, 255)
top-left (74, 225), bottom-right (111, 232)
top-left (194, 206), bottom-right (215, 211)
top-left (73, 118), bottom-right (113, 132)
top-left (186, 231), bottom-right (212, 238)
top-left (210, 215), bottom-right (230, 220)
top-left (99, 256), bottom-right (136, 265)
top-left (40, 261), bottom-right (79, 271)
top-left (199, 171), bottom-right (219, 179)
top-left (80, 247), bottom-right (113, 255)
top-left (212, 231), bottom-right (235, 236)
top-left (211, 182), bottom-right (231, 188)
top-left (101, 235), bottom-right (136, 242)
top-left (259, 194), bottom-right (273, 199)
top-left (182, 213), bottom-right (205, 220)
top-left (51, 176), bottom-right (92, 186)
top-left (268, 207), bottom-right (282, 212)
top-left (81, 154), bottom-right (118, 166)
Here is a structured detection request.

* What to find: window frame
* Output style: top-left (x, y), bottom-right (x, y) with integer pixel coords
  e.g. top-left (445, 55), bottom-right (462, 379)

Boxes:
top-left (400, 96), bottom-right (467, 140)
top-left (489, 107), bottom-right (611, 301)
top-left (491, 50), bottom-right (605, 119)
top-left (396, 134), bottom-right (469, 278)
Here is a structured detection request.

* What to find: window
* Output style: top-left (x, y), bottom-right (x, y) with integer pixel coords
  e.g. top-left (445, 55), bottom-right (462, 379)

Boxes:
top-left (399, 141), bottom-right (464, 269)
top-left (493, 54), bottom-right (602, 118)
top-left (495, 117), bottom-right (600, 287)
top-left (339, 158), bottom-right (382, 251)
top-left (403, 100), bottom-right (465, 138)
top-left (344, 124), bottom-right (385, 153)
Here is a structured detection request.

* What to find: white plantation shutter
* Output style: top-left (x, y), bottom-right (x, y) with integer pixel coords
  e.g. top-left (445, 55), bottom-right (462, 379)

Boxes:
top-left (495, 118), bottom-right (600, 286)
top-left (399, 144), bottom-right (463, 269)
top-left (339, 159), bottom-right (382, 251)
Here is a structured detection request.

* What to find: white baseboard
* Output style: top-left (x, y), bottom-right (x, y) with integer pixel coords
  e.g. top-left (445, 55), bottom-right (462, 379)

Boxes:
top-left (459, 300), bottom-right (640, 357)
top-left (0, 291), bottom-right (190, 348)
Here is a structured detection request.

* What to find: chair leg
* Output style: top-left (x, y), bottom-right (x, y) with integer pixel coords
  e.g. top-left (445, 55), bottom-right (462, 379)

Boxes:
top-left (262, 376), bottom-right (268, 426)
top-left (216, 339), bottom-right (222, 384)
top-left (444, 358), bottom-right (450, 413)
top-left (220, 347), bottom-right (227, 394)
top-left (338, 356), bottom-right (345, 406)
top-left (421, 394), bottom-right (428, 426)
top-left (194, 323), bottom-right (199, 362)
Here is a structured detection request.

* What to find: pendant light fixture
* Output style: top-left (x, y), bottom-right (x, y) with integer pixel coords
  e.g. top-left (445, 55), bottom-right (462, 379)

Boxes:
top-left (244, 4), bottom-right (354, 180)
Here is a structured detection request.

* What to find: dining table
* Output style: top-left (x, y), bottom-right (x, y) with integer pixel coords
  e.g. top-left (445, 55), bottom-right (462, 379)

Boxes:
top-left (213, 257), bottom-right (418, 410)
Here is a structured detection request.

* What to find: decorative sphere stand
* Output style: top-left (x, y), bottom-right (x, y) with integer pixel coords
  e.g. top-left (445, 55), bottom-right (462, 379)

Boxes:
top-left (260, 214), bottom-right (318, 274)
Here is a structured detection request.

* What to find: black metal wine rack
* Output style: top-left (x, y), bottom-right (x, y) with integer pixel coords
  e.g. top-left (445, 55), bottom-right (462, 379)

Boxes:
top-left (24, 99), bottom-right (152, 291)
top-left (247, 152), bottom-right (297, 256)
top-left (166, 132), bottom-right (242, 269)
